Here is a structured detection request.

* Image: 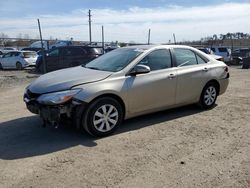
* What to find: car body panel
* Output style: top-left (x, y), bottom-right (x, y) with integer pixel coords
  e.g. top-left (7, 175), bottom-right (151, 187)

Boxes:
top-left (28, 66), bottom-right (112, 94)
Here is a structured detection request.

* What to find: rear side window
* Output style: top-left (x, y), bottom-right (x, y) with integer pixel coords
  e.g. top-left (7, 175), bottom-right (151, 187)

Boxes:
top-left (138, 49), bottom-right (172, 71)
top-left (196, 55), bottom-right (207, 64)
top-left (175, 49), bottom-right (197, 67)
top-left (218, 48), bottom-right (228, 53)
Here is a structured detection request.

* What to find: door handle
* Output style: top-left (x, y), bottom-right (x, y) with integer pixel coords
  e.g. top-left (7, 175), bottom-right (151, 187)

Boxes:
top-left (202, 67), bottom-right (209, 72)
top-left (168, 74), bottom-right (176, 79)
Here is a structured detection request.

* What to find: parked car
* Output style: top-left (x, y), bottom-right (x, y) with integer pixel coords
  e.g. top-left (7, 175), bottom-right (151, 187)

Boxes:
top-left (2, 47), bottom-right (17, 54)
top-left (24, 45), bottom-right (229, 137)
top-left (198, 48), bottom-right (224, 61)
top-left (29, 41), bottom-right (49, 50)
top-left (36, 46), bottom-right (103, 72)
top-left (0, 51), bottom-right (38, 70)
top-left (0, 50), bottom-right (3, 58)
top-left (21, 47), bottom-right (43, 52)
top-left (210, 47), bottom-right (232, 63)
top-left (50, 40), bottom-right (73, 49)
top-left (231, 48), bottom-right (250, 65)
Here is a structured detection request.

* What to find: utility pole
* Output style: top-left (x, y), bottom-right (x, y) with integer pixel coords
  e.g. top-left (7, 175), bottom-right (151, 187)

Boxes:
top-left (102, 25), bottom-right (104, 53)
top-left (37, 19), bottom-right (46, 73)
top-left (88, 9), bottom-right (92, 44)
top-left (173, 33), bottom-right (176, 45)
top-left (148, 29), bottom-right (151, 45)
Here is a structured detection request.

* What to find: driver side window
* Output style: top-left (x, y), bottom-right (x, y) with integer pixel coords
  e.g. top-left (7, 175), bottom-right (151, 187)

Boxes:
top-left (48, 49), bottom-right (59, 57)
top-left (138, 49), bottom-right (172, 71)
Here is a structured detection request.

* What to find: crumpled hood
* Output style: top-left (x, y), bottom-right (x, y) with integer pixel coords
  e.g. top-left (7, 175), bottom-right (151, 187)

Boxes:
top-left (28, 66), bottom-right (112, 94)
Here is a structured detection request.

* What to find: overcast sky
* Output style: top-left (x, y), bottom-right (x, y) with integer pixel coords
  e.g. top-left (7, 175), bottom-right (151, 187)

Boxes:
top-left (0, 0), bottom-right (250, 43)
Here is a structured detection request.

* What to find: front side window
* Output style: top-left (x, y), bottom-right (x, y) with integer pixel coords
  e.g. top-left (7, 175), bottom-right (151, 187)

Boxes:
top-left (48, 49), bottom-right (59, 57)
top-left (175, 49), bottom-right (197, 67)
top-left (3, 53), bottom-right (11, 58)
top-left (138, 49), bottom-right (172, 71)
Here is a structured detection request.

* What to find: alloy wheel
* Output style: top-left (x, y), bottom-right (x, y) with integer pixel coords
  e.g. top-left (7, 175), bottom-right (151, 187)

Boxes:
top-left (204, 86), bottom-right (217, 106)
top-left (93, 104), bottom-right (119, 132)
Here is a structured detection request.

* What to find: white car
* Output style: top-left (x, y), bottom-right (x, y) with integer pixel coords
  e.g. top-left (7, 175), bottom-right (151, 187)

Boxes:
top-left (210, 47), bottom-right (232, 62)
top-left (2, 47), bottom-right (17, 54)
top-left (0, 51), bottom-right (38, 70)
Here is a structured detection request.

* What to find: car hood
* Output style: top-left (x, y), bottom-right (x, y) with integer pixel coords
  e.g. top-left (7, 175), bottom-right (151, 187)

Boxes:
top-left (28, 66), bottom-right (112, 94)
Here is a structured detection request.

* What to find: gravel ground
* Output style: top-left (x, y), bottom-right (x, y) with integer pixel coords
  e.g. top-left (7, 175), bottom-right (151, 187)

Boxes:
top-left (0, 66), bottom-right (249, 188)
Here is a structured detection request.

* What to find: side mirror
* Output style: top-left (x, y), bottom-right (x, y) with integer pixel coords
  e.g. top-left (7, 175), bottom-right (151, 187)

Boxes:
top-left (130, 64), bottom-right (151, 76)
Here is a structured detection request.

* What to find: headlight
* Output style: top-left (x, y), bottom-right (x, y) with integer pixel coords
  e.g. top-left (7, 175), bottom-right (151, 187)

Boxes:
top-left (37, 89), bottom-right (81, 105)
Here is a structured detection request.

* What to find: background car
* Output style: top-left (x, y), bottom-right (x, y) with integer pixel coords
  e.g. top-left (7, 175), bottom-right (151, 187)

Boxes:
top-left (50, 40), bottom-right (73, 49)
top-left (231, 48), bottom-right (250, 65)
top-left (210, 47), bottom-right (232, 63)
top-left (36, 46), bottom-right (103, 73)
top-left (0, 51), bottom-right (38, 70)
top-left (198, 48), bottom-right (224, 61)
top-left (2, 47), bottom-right (17, 54)
top-left (0, 50), bottom-right (3, 58)
top-left (24, 45), bottom-right (229, 137)
top-left (21, 47), bottom-right (43, 52)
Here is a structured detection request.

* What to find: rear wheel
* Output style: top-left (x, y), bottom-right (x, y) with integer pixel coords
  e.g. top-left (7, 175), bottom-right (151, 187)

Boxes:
top-left (16, 62), bottom-right (23, 70)
top-left (82, 97), bottom-right (123, 137)
top-left (200, 83), bottom-right (218, 109)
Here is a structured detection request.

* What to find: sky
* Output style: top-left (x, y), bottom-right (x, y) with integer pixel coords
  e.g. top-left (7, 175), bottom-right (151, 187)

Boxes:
top-left (0, 0), bottom-right (250, 43)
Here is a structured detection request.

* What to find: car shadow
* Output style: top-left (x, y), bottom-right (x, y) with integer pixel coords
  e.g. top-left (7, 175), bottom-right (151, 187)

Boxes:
top-left (0, 104), bottom-right (205, 160)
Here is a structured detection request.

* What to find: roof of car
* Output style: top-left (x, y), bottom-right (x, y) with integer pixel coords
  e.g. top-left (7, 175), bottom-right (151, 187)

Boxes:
top-left (124, 44), bottom-right (196, 50)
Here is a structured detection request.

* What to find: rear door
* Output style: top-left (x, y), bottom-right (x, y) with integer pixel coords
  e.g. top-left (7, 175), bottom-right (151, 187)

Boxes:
top-left (173, 48), bottom-right (212, 105)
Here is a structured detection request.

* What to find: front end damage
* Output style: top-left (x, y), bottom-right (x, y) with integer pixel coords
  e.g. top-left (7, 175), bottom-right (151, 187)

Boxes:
top-left (24, 89), bottom-right (86, 128)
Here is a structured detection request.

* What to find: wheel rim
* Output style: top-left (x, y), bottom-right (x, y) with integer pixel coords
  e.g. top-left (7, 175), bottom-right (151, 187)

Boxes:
top-left (93, 104), bottom-right (119, 132)
top-left (204, 86), bottom-right (217, 106)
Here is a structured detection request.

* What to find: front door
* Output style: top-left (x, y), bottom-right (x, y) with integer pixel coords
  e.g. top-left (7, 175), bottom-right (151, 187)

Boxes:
top-left (126, 49), bottom-right (177, 115)
top-left (45, 48), bottom-right (60, 72)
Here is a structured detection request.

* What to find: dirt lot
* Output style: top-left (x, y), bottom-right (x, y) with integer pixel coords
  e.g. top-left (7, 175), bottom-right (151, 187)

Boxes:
top-left (0, 67), bottom-right (249, 188)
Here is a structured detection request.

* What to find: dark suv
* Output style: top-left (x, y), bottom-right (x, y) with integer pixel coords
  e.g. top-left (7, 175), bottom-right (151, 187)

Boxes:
top-left (36, 46), bottom-right (103, 72)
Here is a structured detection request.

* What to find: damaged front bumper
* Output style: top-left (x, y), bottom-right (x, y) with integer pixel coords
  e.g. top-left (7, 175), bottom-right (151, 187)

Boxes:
top-left (24, 90), bottom-right (86, 127)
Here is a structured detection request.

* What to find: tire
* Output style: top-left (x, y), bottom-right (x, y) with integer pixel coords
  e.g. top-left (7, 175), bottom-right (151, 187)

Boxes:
top-left (0, 63), bottom-right (3, 70)
top-left (16, 62), bottom-right (23, 70)
top-left (82, 97), bottom-right (124, 137)
top-left (199, 82), bottom-right (218, 109)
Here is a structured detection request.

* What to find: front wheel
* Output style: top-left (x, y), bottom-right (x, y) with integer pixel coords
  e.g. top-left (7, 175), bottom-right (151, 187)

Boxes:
top-left (82, 97), bottom-right (124, 137)
top-left (199, 83), bottom-right (218, 109)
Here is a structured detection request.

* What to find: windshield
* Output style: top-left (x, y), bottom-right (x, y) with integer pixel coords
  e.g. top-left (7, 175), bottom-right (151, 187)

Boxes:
top-left (84, 48), bottom-right (143, 72)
